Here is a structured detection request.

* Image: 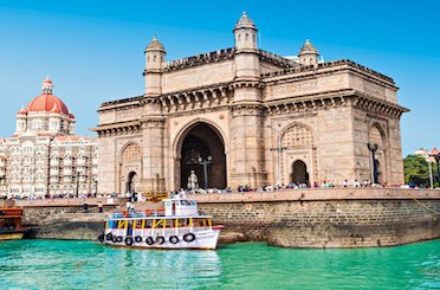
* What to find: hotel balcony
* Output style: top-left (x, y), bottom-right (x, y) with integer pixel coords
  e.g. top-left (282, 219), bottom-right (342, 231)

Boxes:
top-left (50, 169), bottom-right (59, 176)
top-left (63, 170), bottom-right (73, 176)
top-left (50, 160), bottom-right (59, 167)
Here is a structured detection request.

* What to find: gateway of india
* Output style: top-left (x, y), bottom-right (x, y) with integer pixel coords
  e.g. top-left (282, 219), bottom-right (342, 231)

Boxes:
top-left (94, 13), bottom-right (408, 194)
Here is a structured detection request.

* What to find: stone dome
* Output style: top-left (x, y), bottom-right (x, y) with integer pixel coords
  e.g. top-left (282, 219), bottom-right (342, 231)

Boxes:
top-left (299, 39), bottom-right (319, 55)
top-left (234, 12), bottom-right (257, 31)
top-left (146, 35), bottom-right (166, 52)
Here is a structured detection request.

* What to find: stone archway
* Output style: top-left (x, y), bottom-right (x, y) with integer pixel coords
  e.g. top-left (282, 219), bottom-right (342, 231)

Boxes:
top-left (280, 123), bottom-right (315, 186)
top-left (176, 122), bottom-right (227, 190)
top-left (127, 171), bottom-right (137, 193)
top-left (369, 124), bottom-right (387, 184)
top-left (291, 160), bottom-right (309, 185)
top-left (119, 143), bottom-right (142, 193)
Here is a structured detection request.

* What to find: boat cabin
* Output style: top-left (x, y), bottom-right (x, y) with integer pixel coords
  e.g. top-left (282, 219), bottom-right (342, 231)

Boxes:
top-left (164, 197), bottom-right (198, 217)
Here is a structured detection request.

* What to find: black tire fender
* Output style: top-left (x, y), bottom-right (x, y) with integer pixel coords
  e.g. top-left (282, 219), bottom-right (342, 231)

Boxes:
top-left (125, 237), bottom-right (134, 246)
top-left (134, 236), bottom-right (143, 243)
top-left (105, 233), bottom-right (113, 241)
top-left (145, 237), bottom-right (155, 246)
top-left (183, 233), bottom-right (196, 243)
top-left (155, 236), bottom-right (165, 245)
top-left (169, 235), bottom-right (180, 244)
top-left (116, 236), bottom-right (123, 243)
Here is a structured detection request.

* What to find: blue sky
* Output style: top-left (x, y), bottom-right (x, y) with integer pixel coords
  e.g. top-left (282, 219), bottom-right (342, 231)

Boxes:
top-left (0, 0), bottom-right (438, 155)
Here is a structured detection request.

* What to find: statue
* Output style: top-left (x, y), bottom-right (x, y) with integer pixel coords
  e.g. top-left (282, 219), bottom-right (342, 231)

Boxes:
top-left (187, 170), bottom-right (199, 191)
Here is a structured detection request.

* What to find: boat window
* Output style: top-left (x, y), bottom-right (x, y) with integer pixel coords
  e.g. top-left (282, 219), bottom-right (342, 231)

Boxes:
top-left (180, 200), bottom-right (190, 206)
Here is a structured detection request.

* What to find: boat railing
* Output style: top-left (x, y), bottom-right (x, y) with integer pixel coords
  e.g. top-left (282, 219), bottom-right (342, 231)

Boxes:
top-left (111, 209), bottom-right (166, 219)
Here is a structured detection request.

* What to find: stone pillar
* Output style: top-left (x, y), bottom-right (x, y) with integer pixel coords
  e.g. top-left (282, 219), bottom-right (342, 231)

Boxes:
top-left (141, 99), bottom-right (167, 193)
top-left (229, 97), bottom-right (267, 189)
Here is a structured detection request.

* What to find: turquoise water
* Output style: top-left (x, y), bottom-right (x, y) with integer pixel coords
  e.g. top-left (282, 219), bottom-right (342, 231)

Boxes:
top-left (1, 240), bottom-right (440, 290)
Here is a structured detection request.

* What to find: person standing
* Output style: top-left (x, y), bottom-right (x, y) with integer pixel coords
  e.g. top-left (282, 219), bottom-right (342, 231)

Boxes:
top-left (98, 201), bottom-right (103, 213)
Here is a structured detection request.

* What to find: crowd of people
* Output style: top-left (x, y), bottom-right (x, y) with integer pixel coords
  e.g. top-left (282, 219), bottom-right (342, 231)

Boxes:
top-left (0, 179), bottom-right (433, 201)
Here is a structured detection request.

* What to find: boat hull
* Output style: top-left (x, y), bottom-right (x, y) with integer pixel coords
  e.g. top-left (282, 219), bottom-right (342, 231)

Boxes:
top-left (103, 229), bottom-right (220, 250)
top-left (0, 232), bottom-right (24, 241)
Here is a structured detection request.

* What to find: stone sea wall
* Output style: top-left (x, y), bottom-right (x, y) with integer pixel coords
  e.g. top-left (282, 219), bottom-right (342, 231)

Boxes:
top-left (18, 189), bottom-right (440, 248)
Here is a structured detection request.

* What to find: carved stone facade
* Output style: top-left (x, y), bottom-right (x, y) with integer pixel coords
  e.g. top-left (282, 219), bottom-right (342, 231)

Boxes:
top-left (94, 13), bottom-right (408, 194)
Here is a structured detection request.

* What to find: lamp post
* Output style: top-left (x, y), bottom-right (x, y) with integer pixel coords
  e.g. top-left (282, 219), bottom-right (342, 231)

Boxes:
top-left (428, 149), bottom-right (440, 188)
top-left (367, 143), bottom-right (379, 184)
top-left (428, 160), bottom-right (434, 189)
top-left (75, 170), bottom-right (80, 198)
top-left (198, 156), bottom-right (212, 189)
top-left (267, 126), bottom-right (288, 186)
top-left (94, 179), bottom-right (98, 197)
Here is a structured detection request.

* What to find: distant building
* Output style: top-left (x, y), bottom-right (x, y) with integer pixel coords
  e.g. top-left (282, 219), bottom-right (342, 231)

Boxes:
top-left (415, 148), bottom-right (440, 163)
top-left (0, 78), bottom-right (98, 198)
top-left (94, 13), bottom-right (408, 193)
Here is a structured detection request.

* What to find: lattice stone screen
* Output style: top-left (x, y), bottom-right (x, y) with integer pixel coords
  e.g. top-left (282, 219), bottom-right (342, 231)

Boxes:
top-left (122, 143), bottom-right (141, 163)
top-left (282, 125), bottom-right (313, 148)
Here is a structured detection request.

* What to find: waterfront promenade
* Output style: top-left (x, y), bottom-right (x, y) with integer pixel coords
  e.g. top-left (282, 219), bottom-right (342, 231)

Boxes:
top-left (10, 187), bottom-right (440, 207)
top-left (11, 188), bottom-right (440, 248)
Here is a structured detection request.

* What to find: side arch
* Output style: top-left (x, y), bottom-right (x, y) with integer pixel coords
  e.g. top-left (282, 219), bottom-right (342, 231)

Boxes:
top-left (368, 123), bottom-right (388, 184)
top-left (278, 122), bottom-right (316, 187)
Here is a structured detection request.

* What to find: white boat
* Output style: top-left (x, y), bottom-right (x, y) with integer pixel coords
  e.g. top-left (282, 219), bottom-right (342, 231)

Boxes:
top-left (100, 194), bottom-right (223, 250)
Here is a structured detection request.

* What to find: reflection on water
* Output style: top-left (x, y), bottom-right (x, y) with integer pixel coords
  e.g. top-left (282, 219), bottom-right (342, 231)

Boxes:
top-left (0, 239), bottom-right (440, 289)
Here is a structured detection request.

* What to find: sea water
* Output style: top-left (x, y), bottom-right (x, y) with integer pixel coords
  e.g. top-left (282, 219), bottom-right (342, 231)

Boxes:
top-left (0, 239), bottom-right (439, 289)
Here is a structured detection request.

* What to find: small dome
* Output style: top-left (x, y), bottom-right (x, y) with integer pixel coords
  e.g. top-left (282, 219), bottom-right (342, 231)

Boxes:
top-left (27, 78), bottom-right (70, 115)
top-left (234, 12), bottom-right (257, 31)
top-left (299, 39), bottom-right (319, 55)
top-left (146, 35), bottom-right (166, 52)
top-left (17, 107), bottom-right (28, 116)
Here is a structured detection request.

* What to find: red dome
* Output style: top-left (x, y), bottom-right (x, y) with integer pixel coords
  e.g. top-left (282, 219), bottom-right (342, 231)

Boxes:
top-left (26, 78), bottom-right (70, 115)
top-left (27, 93), bottom-right (70, 115)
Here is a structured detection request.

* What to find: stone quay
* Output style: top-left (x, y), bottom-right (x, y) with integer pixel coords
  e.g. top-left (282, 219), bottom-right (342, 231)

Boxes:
top-left (17, 188), bottom-right (440, 248)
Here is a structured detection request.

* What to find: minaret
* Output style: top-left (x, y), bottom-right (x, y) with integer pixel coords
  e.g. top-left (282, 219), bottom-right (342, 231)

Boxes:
top-left (233, 12), bottom-right (260, 80)
top-left (298, 39), bottom-right (319, 66)
top-left (144, 35), bottom-right (166, 97)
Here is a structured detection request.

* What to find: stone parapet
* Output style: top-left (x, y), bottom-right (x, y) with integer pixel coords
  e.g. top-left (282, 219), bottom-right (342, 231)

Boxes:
top-left (193, 188), bottom-right (440, 203)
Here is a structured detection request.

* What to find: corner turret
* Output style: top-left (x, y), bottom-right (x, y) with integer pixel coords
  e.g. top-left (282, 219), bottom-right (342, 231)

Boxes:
top-left (298, 39), bottom-right (319, 66)
top-left (144, 35), bottom-right (166, 97)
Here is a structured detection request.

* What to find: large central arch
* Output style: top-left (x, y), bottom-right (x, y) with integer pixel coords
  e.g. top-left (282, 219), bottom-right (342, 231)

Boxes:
top-left (175, 122), bottom-right (227, 190)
